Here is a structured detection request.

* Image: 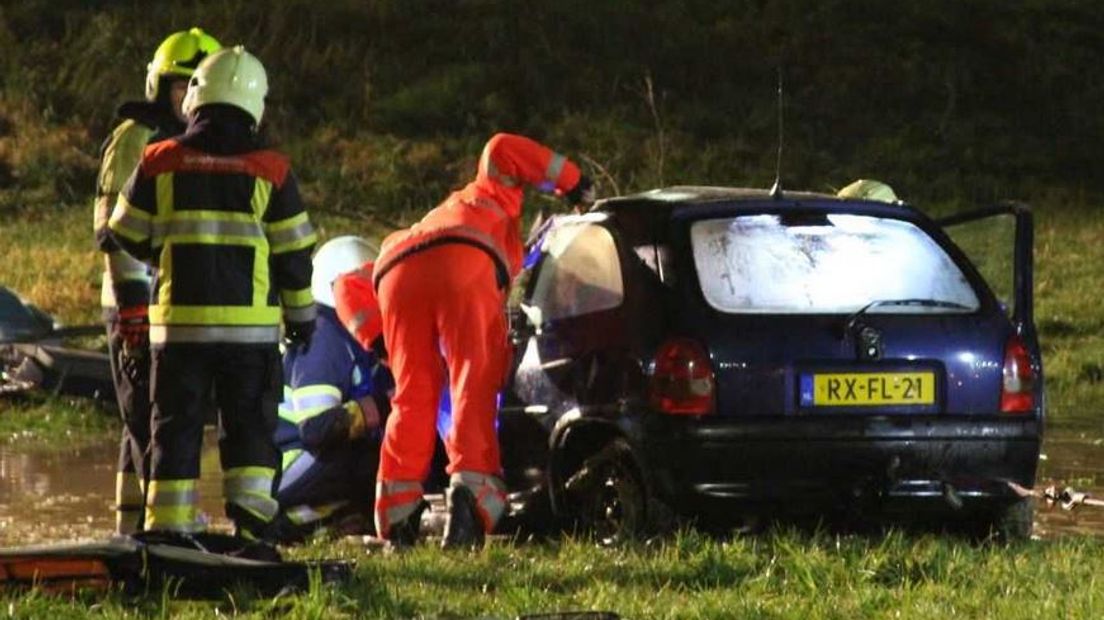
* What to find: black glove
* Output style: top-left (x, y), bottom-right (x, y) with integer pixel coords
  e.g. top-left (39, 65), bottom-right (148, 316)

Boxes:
top-left (284, 319), bottom-right (315, 352)
top-left (563, 175), bottom-right (595, 208)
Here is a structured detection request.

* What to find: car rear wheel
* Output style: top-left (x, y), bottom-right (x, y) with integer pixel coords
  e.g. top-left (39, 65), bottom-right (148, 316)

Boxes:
top-left (967, 497), bottom-right (1034, 542)
top-left (562, 438), bottom-right (647, 544)
top-left (991, 497), bottom-right (1034, 541)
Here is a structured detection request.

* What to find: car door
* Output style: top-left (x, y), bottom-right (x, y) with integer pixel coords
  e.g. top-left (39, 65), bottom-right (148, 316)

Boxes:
top-left (937, 202), bottom-right (1042, 413)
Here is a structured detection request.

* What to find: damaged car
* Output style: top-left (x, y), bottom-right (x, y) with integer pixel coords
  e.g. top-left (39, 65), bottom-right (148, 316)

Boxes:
top-left (498, 187), bottom-right (1042, 540)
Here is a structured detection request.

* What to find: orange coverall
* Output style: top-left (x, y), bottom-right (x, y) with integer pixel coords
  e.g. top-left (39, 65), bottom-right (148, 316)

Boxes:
top-left (371, 133), bottom-right (582, 537)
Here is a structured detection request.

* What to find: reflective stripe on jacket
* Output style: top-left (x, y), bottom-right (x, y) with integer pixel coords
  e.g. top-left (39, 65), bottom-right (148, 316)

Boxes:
top-left (373, 133), bottom-right (581, 289)
top-left (108, 119), bottom-right (317, 344)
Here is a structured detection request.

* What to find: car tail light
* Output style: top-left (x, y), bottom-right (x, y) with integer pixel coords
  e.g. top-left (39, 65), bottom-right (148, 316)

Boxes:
top-left (1000, 334), bottom-right (1036, 414)
top-left (649, 338), bottom-right (715, 415)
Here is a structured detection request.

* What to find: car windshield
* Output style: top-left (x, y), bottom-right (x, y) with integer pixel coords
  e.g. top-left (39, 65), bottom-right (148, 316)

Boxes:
top-left (691, 214), bottom-right (980, 314)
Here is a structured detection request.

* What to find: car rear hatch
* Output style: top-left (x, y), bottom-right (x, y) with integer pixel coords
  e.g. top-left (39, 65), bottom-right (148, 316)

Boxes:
top-left (671, 201), bottom-right (1018, 418)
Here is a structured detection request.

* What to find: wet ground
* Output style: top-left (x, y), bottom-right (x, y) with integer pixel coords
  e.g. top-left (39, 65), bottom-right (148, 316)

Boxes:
top-left (0, 429), bottom-right (231, 545)
top-left (1032, 429), bottom-right (1104, 538)
top-left (0, 427), bottom-right (1101, 544)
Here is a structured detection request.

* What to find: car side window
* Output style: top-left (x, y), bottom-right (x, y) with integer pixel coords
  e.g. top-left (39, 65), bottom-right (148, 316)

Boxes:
top-left (530, 223), bottom-right (624, 322)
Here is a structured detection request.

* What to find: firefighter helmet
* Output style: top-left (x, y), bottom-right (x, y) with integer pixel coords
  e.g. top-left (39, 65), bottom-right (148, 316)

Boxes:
top-left (311, 236), bottom-right (380, 307)
top-left (145, 27), bottom-right (222, 101)
top-left (181, 46), bottom-right (268, 125)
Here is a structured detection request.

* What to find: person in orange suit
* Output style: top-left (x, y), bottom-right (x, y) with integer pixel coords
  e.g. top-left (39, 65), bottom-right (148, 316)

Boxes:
top-left (334, 262), bottom-right (384, 356)
top-left (371, 133), bottom-right (593, 549)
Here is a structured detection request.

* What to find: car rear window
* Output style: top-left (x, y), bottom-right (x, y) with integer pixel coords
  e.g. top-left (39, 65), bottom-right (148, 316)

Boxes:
top-left (691, 214), bottom-right (980, 314)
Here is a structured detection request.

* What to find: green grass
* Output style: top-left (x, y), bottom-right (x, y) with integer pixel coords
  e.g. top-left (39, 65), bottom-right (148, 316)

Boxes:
top-left (0, 394), bottom-right (115, 446)
top-left (1, 531), bottom-right (1103, 618)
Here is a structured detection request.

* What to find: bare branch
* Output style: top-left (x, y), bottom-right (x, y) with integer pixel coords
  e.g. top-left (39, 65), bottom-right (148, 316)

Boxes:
top-left (578, 152), bottom-right (622, 197)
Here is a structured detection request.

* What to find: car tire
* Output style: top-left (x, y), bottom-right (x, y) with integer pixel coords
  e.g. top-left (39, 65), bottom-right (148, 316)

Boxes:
top-left (991, 497), bottom-right (1035, 542)
top-left (969, 497), bottom-right (1034, 542)
top-left (562, 438), bottom-right (648, 544)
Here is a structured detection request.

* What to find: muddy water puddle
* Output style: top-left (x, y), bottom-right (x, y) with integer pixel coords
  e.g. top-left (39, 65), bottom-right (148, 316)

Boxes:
top-left (0, 430), bottom-right (229, 545)
top-left (0, 428), bottom-right (1102, 543)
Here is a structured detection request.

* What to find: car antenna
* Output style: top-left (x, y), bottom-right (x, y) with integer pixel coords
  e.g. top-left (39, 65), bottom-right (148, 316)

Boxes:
top-left (769, 66), bottom-right (784, 200)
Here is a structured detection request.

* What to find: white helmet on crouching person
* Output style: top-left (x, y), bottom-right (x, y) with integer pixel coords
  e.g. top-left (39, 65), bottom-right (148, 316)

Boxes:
top-left (311, 236), bottom-right (380, 307)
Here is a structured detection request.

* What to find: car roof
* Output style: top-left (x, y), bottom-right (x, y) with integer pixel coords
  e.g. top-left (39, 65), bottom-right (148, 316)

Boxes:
top-left (606, 185), bottom-right (835, 203)
top-left (593, 185), bottom-right (925, 221)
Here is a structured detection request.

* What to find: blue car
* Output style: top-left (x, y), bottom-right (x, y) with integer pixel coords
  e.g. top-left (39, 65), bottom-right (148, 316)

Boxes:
top-left (499, 187), bottom-right (1042, 540)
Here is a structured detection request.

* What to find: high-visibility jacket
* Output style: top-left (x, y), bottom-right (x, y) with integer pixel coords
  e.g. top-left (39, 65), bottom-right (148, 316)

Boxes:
top-left (107, 110), bottom-right (317, 345)
top-left (93, 102), bottom-right (183, 313)
top-left (372, 133), bottom-right (582, 290)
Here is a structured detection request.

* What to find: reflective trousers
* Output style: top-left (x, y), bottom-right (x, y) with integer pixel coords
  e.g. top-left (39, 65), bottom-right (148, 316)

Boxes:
top-left (146, 343), bottom-right (282, 536)
top-left (374, 243), bottom-right (508, 536)
top-left (105, 317), bottom-right (151, 535)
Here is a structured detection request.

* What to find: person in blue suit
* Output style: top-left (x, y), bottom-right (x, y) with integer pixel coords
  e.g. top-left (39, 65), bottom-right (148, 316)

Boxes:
top-left (271, 236), bottom-right (387, 541)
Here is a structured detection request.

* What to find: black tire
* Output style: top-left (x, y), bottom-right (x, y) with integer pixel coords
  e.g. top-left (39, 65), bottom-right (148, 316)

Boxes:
top-left (968, 497), bottom-right (1034, 542)
top-left (992, 497), bottom-right (1035, 542)
top-left (562, 438), bottom-right (648, 544)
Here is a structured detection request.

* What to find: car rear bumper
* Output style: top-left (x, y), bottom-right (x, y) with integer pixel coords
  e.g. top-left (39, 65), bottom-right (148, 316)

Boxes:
top-left (639, 414), bottom-right (1041, 515)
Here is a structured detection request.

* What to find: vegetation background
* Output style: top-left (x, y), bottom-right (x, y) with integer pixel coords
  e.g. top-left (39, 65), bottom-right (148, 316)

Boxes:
top-left (2, 1), bottom-right (1104, 617)
top-left (4, 0), bottom-right (1104, 218)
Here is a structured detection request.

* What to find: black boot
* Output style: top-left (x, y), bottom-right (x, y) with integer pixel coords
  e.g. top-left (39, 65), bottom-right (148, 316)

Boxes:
top-left (386, 499), bottom-right (429, 551)
top-left (442, 485), bottom-right (485, 550)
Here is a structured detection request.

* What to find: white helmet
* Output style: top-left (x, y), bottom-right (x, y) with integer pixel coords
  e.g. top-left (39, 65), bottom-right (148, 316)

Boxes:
top-left (181, 45), bottom-right (268, 125)
top-left (311, 236), bottom-right (380, 307)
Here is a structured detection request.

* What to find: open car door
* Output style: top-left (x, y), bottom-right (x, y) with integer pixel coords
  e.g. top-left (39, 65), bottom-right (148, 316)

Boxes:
top-left (937, 202), bottom-right (1042, 419)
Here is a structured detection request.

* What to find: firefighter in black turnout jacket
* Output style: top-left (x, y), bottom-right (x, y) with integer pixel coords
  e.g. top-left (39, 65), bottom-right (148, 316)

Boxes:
top-left (93, 28), bottom-right (222, 534)
top-left (106, 47), bottom-right (318, 538)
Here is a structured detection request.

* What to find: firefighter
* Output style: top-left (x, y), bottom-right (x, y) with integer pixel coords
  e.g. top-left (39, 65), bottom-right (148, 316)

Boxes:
top-left (106, 47), bottom-right (317, 539)
top-left (372, 133), bottom-right (593, 549)
top-left (93, 28), bottom-right (221, 534)
top-left (274, 236), bottom-right (387, 542)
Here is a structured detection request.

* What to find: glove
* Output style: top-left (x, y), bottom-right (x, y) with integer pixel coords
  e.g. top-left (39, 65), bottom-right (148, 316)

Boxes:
top-left (345, 396), bottom-right (381, 440)
top-left (283, 319), bottom-right (314, 352)
top-left (563, 175), bottom-right (595, 208)
top-left (117, 305), bottom-right (149, 352)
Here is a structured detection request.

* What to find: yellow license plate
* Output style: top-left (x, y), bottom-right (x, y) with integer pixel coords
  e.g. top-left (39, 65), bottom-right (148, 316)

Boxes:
top-left (805, 372), bottom-right (935, 406)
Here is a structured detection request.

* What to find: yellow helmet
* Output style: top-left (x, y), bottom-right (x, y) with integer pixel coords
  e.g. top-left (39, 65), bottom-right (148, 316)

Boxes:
top-left (837, 179), bottom-right (899, 203)
top-left (145, 27), bottom-right (222, 101)
top-left (182, 46), bottom-right (269, 125)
